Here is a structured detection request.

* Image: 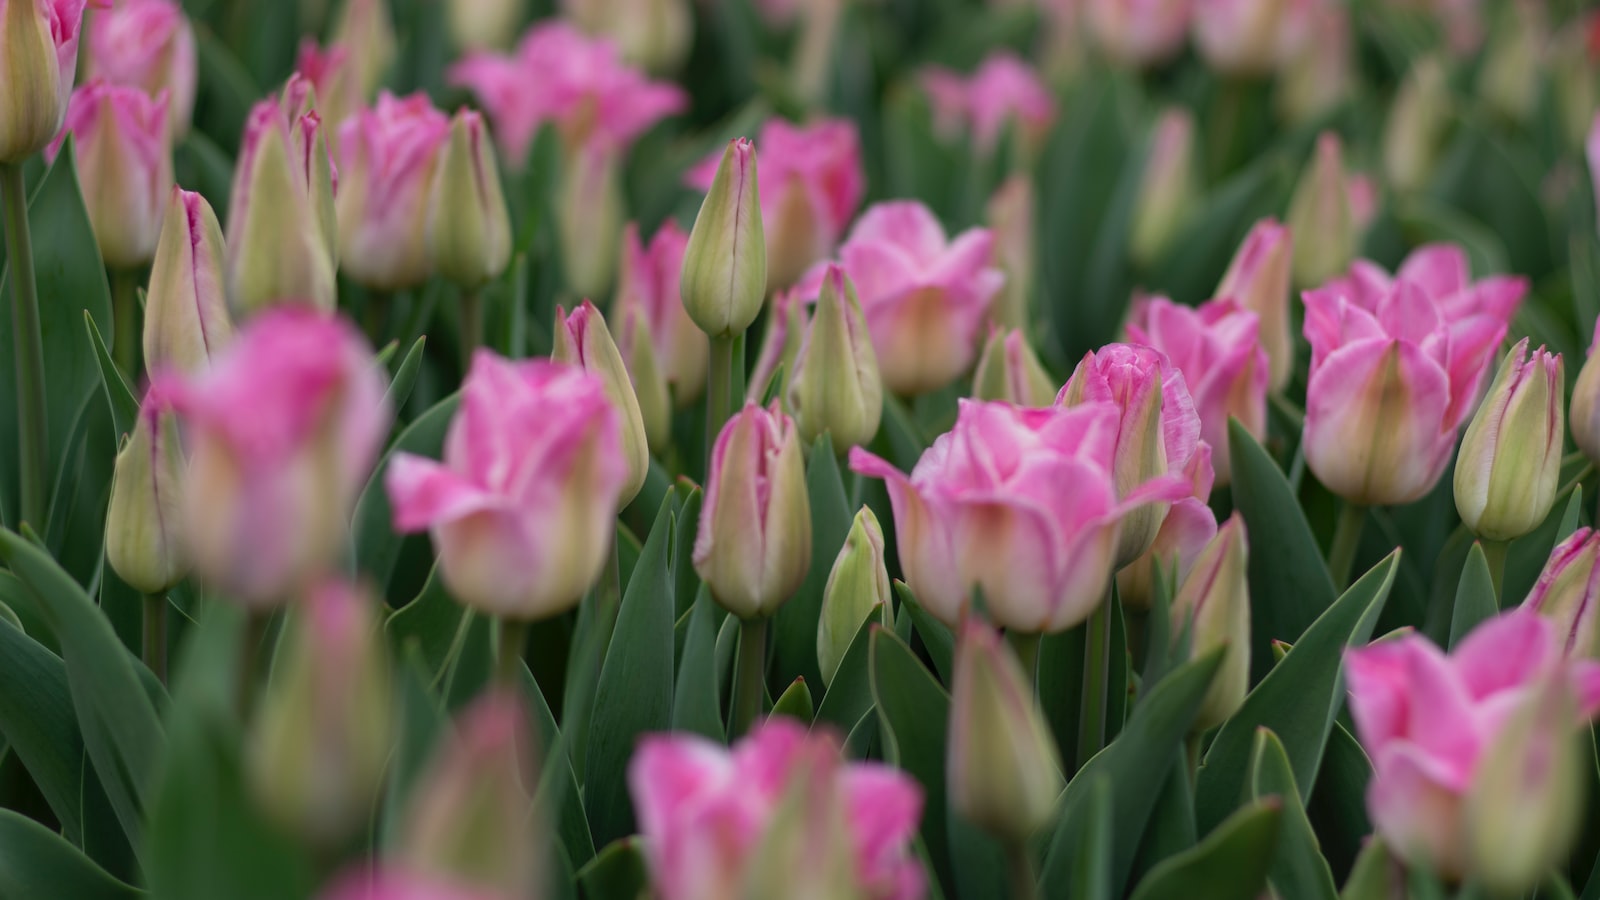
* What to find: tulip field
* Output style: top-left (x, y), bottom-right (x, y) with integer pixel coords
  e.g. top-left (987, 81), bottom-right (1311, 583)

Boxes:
top-left (5, 0), bottom-right (1600, 897)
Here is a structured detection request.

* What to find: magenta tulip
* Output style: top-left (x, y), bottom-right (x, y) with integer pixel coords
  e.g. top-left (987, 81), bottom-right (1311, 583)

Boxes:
top-left (386, 352), bottom-right (629, 620)
top-left (84, 0), bottom-right (196, 136)
top-left (629, 719), bottom-right (925, 900)
top-left (851, 399), bottom-right (1190, 633)
top-left (834, 200), bottom-right (1004, 396)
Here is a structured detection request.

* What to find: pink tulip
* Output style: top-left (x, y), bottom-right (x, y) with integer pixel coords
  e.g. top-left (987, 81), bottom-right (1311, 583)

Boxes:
top-left (1192, 0), bottom-right (1315, 75)
top-left (318, 867), bottom-right (509, 900)
top-left (84, 0), bottom-right (195, 136)
top-left (1214, 218), bottom-right (1293, 391)
top-left (448, 21), bottom-right (687, 165)
top-left (851, 399), bottom-right (1190, 633)
top-left (1084, 0), bottom-right (1192, 68)
top-left (628, 719), bottom-right (925, 900)
top-left (386, 351), bottom-right (629, 620)
top-left (46, 80), bottom-right (172, 268)
top-left (1345, 610), bottom-right (1600, 880)
top-left (615, 220), bottom-right (707, 405)
top-left (918, 52), bottom-right (1057, 155)
top-left (834, 201), bottom-right (1004, 396)
top-left (1126, 296), bottom-right (1268, 485)
top-left (1058, 342), bottom-right (1204, 567)
top-left (1117, 443), bottom-right (1219, 610)
top-left (1301, 245), bottom-right (1523, 506)
top-left (335, 92), bottom-right (451, 290)
top-left (159, 308), bottom-right (389, 606)
top-left (0, 0), bottom-right (101, 164)
top-left (684, 117), bottom-right (864, 291)
top-left (296, 40), bottom-right (361, 143)
top-left (1524, 528), bottom-right (1600, 659)
top-left (1588, 112), bottom-right (1600, 221)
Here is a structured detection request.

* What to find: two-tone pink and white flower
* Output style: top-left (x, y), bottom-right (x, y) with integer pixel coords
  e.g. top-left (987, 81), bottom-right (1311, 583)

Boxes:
top-left (851, 399), bottom-right (1190, 633)
top-left (919, 52), bottom-right (1057, 155)
top-left (629, 719), bottom-right (925, 900)
top-left (84, 0), bottom-right (195, 135)
top-left (336, 92), bottom-right (451, 290)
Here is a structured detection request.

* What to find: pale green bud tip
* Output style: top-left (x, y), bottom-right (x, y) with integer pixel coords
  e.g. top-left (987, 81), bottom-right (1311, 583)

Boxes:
top-left (1455, 339), bottom-right (1565, 543)
top-left (1172, 513), bottom-right (1250, 731)
top-left (948, 620), bottom-right (1065, 842)
top-left (789, 265), bottom-right (883, 454)
top-left (1288, 132), bottom-right (1356, 288)
top-left (817, 506), bottom-right (891, 686)
top-left (681, 137), bottom-right (767, 338)
top-left (429, 110), bottom-right (512, 289)
top-left (145, 187), bottom-right (233, 375)
top-left (554, 300), bottom-right (651, 507)
top-left (106, 399), bottom-right (190, 595)
top-left (972, 328), bottom-right (1056, 407)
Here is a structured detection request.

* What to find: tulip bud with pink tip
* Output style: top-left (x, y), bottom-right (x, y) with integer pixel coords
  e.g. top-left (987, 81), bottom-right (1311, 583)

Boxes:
top-left (553, 300), bottom-right (650, 506)
top-left (143, 188), bottom-right (232, 374)
top-left (1524, 528), bottom-right (1600, 659)
top-left (1287, 132), bottom-right (1358, 289)
top-left (427, 110), bottom-right (512, 290)
top-left (1130, 108), bottom-right (1197, 266)
top-left (84, 0), bottom-right (196, 137)
top-left (1214, 218), bottom-right (1292, 392)
top-left (47, 80), bottom-right (172, 268)
top-left (1454, 340), bottom-right (1564, 542)
top-left (0, 0), bottom-right (99, 164)
top-left (105, 390), bottom-right (188, 595)
top-left (1171, 513), bottom-right (1250, 731)
top-left (614, 220), bottom-right (707, 406)
top-left (1568, 319), bottom-right (1600, 467)
top-left (387, 353), bottom-right (629, 620)
top-left (681, 137), bottom-right (767, 338)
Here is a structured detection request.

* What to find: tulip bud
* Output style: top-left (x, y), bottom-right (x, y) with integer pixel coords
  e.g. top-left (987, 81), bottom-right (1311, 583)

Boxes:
top-left (248, 580), bottom-right (393, 847)
top-left (226, 94), bottom-right (338, 317)
top-left (553, 300), bottom-right (650, 507)
top-left (616, 221), bottom-right (707, 407)
top-left (400, 691), bottom-right (544, 899)
top-left (448, 0), bottom-right (526, 51)
top-left (1214, 218), bottom-right (1293, 392)
top-left (948, 620), bottom-right (1064, 842)
top-left (0, 0), bottom-right (93, 164)
top-left (695, 402), bottom-right (811, 619)
top-left (336, 92), bottom-right (451, 291)
top-left (428, 109), bottom-right (512, 290)
top-left (1287, 132), bottom-right (1356, 289)
top-left (281, 74), bottom-right (340, 269)
top-left (1455, 340), bottom-right (1564, 542)
top-left (1476, 0), bottom-right (1543, 125)
top-left (1464, 674), bottom-right (1587, 895)
top-left (617, 303), bottom-right (673, 454)
top-left (295, 41), bottom-right (360, 152)
top-left (1384, 58), bottom-right (1450, 196)
top-left (986, 174), bottom-right (1035, 331)
top-left (1277, 5), bottom-right (1351, 123)
top-left (1171, 513), bottom-right (1250, 731)
top-left (1524, 529), bottom-right (1600, 658)
top-left (330, 0), bottom-right (395, 100)
top-left (1570, 321), bottom-right (1600, 467)
top-left (817, 507), bottom-right (890, 687)
top-left (105, 394), bottom-right (188, 594)
top-left (557, 145), bottom-right (624, 300)
top-left (972, 328), bottom-right (1056, 407)
top-left (565, 0), bottom-right (692, 74)
top-left (681, 138), bottom-right (767, 339)
top-left (48, 81), bottom-right (173, 269)
top-left (788, 265), bottom-right (882, 454)
top-left (84, 0), bottom-right (197, 139)
top-left (144, 188), bottom-right (232, 374)
top-left (1130, 108), bottom-right (1196, 267)
top-left (748, 283), bottom-right (808, 404)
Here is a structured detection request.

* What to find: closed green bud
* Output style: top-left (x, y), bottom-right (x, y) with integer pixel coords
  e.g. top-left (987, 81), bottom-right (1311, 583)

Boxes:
top-left (428, 109), bottom-right (512, 289)
top-left (553, 300), bottom-right (651, 507)
top-left (1383, 57), bottom-right (1450, 196)
top-left (1455, 340), bottom-right (1564, 542)
top-left (1171, 513), bottom-right (1250, 732)
top-left (972, 328), bottom-right (1056, 407)
top-left (617, 302), bottom-right (673, 455)
top-left (1130, 108), bottom-right (1196, 267)
top-left (681, 137), bottom-right (766, 338)
top-left (1287, 132), bottom-right (1355, 289)
top-left (105, 398), bottom-right (188, 595)
top-left (789, 265), bottom-right (882, 454)
top-left (817, 507), bottom-right (890, 687)
top-left (144, 188), bottom-right (233, 375)
top-left (948, 620), bottom-right (1064, 842)
top-left (247, 580), bottom-right (393, 847)
top-left (557, 145), bottom-right (624, 300)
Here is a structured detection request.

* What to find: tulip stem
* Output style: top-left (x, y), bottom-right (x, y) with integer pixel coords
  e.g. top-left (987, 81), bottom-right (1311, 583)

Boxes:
top-left (1328, 502), bottom-right (1366, 591)
top-left (238, 611), bottom-right (269, 719)
top-left (112, 269), bottom-right (139, 377)
top-left (142, 593), bottom-right (167, 685)
top-left (1076, 598), bottom-right (1112, 769)
top-left (2, 161), bottom-right (48, 530)
top-left (459, 288), bottom-right (481, 364)
top-left (706, 334), bottom-right (736, 468)
top-left (1482, 539), bottom-right (1509, 601)
top-left (731, 617), bottom-right (768, 738)
top-left (1008, 630), bottom-right (1041, 691)
top-left (496, 618), bottom-right (529, 687)
top-left (1004, 840), bottom-right (1039, 900)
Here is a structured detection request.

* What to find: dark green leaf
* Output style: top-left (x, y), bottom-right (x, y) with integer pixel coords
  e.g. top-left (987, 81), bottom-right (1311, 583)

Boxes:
top-left (385, 565), bottom-right (471, 685)
top-left (770, 677), bottom-right (814, 724)
top-left (671, 585), bottom-right (725, 741)
top-left (381, 336), bottom-right (428, 416)
top-left (1339, 839), bottom-right (1404, 900)
top-left (1063, 776), bottom-right (1114, 900)
top-left (1194, 552), bottom-right (1397, 833)
top-left (871, 626), bottom-right (956, 895)
top-left (1249, 730), bottom-right (1338, 900)
top-left (1306, 722), bottom-right (1372, 885)
top-left (897, 583), bottom-right (954, 684)
top-left (85, 313), bottom-right (138, 438)
top-left (671, 485), bottom-right (703, 621)
top-left (519, 665), bottom-right (595, 869)
top-left (353, 394), bottom-right (459, 597)
top-left (0, 809), bottom-right (142, 899)
top-left (1127, 800), bottom-right (1282, 900)
top-left (770, 437), bottom-right (852, 697)
top-left (814, 602), bottom-right (885, 732)
top-left (576, 838), bottom-right (650, 900)
top-left (1448, 544), bottom-right (1497, 649)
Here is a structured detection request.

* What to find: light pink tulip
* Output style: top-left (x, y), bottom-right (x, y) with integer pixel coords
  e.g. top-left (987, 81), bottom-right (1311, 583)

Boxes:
top-left (1214, 218), bottom-right (1293, 391)
top-left (851, 399), bottom-right (1190, 633)
top-left (296, 40), bottom-right (362, 142)
top-left (1301, 245), bottom-right (1523, 506)
top-left (919, 52), bottom-right (1057, 155)
top-left (448, 21), bottom-right (687, 165)
top-left (685, 118), bottom-right (864, 290)
top-left (834, 201), bottom-right (1004, 396)
top-left (318, 868), bottom-right (509, 900)
top-left (159, 308), bottom-right (389, 606)
top-left (1084, 0), bottom-right (1192, 68)
top-left (336, 92), bottom-right (450, 290)
top-left (1192, 0), bottom-right (1315, 75)
top-left (46, 80), bottom-right (172, 268)
top-left (1345, 610), bottom-right (1600, 879)
top-left (1588, 112), bottom-right (1600, 220)
top-left (0, 0), bottom-right (101, 164)
top-left (1127, 296), bottom-right (1268, 485)
top-left (1058, 342), bottom-right (1204, 567)
top-left (628, 719), bottom-right (925, 900)
top-left (615, 220), bottom-right (707, 405)
top-left (84, 0), bottom-right (195, 136)
top-left (386, 352), bottom-right (629, 620)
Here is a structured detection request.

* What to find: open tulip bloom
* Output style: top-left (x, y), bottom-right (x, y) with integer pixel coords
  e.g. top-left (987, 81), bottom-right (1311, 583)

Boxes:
top-left (8, 3), bottom-right (1600, 899)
